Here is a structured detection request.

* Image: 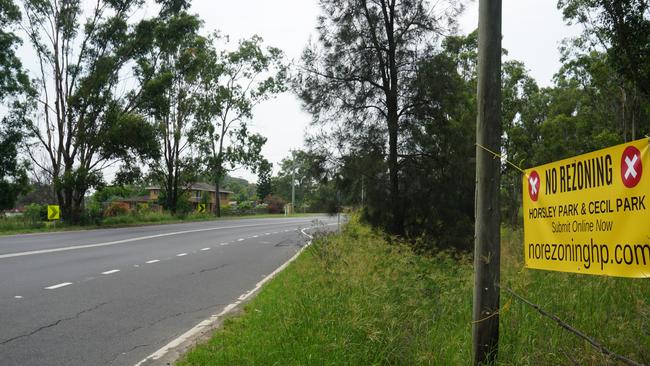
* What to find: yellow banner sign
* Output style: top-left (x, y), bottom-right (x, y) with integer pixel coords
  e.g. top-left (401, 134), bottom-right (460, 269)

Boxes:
top-left (47, 205), bottom-right (60, 220)
top-left (522, 138), bottom-right (650, 278)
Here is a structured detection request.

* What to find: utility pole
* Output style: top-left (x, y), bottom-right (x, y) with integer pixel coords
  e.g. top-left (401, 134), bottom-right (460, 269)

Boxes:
top-left (473, 0), bottom-right (502, 365)
top-left (291, 167), bottom-right (295, 215)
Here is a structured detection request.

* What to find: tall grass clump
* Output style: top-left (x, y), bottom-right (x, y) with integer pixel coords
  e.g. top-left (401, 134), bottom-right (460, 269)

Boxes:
top-left (178, 215), bottom-right (474, 365)
top-left (498, 227), bottom-right (650, 365)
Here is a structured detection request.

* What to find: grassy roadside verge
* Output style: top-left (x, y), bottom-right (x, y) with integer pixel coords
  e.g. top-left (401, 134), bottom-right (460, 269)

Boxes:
top-left (0, 213), bottom-right (317, 236)
top-left (178, 216), bottom-right (649, 365)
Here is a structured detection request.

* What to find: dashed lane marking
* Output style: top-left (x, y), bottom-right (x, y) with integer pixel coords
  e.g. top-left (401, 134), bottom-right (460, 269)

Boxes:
top-left (101, 269), bottom-right (120, 275)
top-left (0, 220), bottom-right (317, 260)
top-left (44, 282), bottom-right (73, 290)
top-left (177, 253), bottom-right (187, 257)
top-left (145, 260), bottom-right (160, 264)
top-left (200, 248), bottom-right (210, 251)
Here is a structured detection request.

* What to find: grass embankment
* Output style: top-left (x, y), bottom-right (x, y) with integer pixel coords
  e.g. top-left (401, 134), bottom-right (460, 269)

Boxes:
top-left (0, 212), bottom-right (316, 236)
top-left (179, 217), bottom-right (649, 365)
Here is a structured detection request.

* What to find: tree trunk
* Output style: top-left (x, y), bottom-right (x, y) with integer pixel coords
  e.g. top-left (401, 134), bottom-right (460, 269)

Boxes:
top-left (214, 175), bottom-right (221, 217)
top-left (387, 103), bottom-right (403, 235)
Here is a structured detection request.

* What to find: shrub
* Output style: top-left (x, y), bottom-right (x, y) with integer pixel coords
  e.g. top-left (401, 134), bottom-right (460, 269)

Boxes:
top-left (78, 201), bottom-right (104, 225)
top-left (264, 195), bottom-right (286, 214)
top-left (25, 203), bottom-right (47, 222)
top-left (104, 202), bottom-right (131, 217)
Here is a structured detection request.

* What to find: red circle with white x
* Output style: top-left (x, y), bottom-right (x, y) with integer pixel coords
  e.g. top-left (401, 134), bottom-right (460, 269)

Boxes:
top-left (621, 146), bottom-right (642, 188)
top-left (528, 170), bottom-right (540, 202)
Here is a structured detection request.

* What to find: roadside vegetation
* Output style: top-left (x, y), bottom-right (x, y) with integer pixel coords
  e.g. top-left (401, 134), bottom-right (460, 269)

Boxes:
top-left (0, 203), bottom-right (313, 236)
top-left (178, 216), bottom-right (649, 365)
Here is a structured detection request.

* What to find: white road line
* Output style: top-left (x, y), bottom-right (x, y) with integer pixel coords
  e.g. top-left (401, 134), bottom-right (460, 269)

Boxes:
top-left (134, 223), bottom-right (338, 366)
top-left (177, 253), bottom-right (187, 257)
top-left (145, 259), bottom-right (160, 264)
top-left (0, 220), bottom-right (317, 260)
top-left (219, 243), bottom-right (228, 246)
top-left (14, 296), bottom-right (23, 299)
top-left (237, 238), bottom-right (244, 242)
top-left (252, 235), bottom-right (258, 238)
top-left (44, 282), bottom-right (73, 290)
top-left (200, 247), bottom-right (210, 251)
top-left (101, 269), bottom-right (120, 275)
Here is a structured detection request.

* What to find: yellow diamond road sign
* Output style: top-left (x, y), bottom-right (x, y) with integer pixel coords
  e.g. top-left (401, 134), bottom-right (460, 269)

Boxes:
top-left (197, 203), bottom-right (206, 213)
top-left (47, 205), bottom-right (60, 220)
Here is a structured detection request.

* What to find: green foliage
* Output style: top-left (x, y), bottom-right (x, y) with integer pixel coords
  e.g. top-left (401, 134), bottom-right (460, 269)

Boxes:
top-left (192, 33), bottom-right (286, 216)
top-left (0, 126), bottom-right (29, 210)
top-left (221, 175), bottom-right (256, 202)
top-left (135, 7), bottom-right (207, 214)
top-left (558, 0), bottom-right (650, 97)
top-left (256, 159), bottom-right (272, 200)
top-left (0, 0), bottom-right (30, 99)
top-left (91, 185), bottom-right (146, 205)
top-left (24, 203), bottom-right (46, 222)
top-left (20, 0), bottom-right (160, 223)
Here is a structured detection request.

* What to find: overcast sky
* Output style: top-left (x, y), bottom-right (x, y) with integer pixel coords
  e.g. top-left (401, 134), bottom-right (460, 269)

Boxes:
top-left (196, 0), bottom-right (582, 182)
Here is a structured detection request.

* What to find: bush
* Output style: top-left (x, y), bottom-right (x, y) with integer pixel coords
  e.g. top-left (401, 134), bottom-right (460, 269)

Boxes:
top-left (25, 203), bottom-right (47, 222)
top-left (264, 195), bottom-right (286, 214)
top-left (104, 202), bottom-right (131, 217)
top-left (220, 205), bottom-right (234, 216)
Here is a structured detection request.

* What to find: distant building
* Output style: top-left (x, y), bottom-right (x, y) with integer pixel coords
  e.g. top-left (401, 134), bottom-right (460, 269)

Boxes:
top-left (146, 183), bottom-right (233, 212)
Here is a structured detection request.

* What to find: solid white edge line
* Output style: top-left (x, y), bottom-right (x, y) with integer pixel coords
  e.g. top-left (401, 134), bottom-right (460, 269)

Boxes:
top-left (133, 223), bottom-right (335, 366)
top-left (0, 220), bottom-right (317, 260)
top-left (101, 269), bottom-right (120, 275)
top-left (44, 282), bottom-right (73, 290)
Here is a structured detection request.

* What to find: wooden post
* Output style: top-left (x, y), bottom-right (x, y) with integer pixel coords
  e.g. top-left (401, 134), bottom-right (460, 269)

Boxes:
top-left (473, 0), bottom-right (502, 364)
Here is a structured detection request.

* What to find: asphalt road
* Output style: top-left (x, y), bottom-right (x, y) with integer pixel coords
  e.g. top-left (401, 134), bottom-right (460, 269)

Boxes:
top-left (0, 215), bottom-right (338, 366)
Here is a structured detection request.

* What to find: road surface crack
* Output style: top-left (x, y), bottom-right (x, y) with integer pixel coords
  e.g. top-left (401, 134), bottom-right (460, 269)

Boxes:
top-left (198, 263), bottom-right (229, 274)
top-left (0, 301), bottom-right (111, 346)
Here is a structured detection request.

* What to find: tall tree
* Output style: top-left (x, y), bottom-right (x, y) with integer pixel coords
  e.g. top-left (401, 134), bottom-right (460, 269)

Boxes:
top-left (21, 0), bottom-right (159, 223)
top-left (0, 0), bottom-right (29, 99)
top-left (295, 0), bottom-right (461, 235)
top-left (558, 0), bottom-right (649, 96)
top-left (558, 0), bottom-right (650, 140)
top-left (256, 158), bottom-right (273, 200)
top-left (193, 35), bottom-right (285, 216)
top-left (134, 1), bottom-right (208, 214)
top-left (0, 0), bottom-right (31, 210)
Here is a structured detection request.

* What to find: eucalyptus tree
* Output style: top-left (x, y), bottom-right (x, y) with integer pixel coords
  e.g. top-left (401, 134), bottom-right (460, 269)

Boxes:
top-left (133, 1), bottom-right (209, 214)
top-left (295, 0), bottom-right (462, 235)
top-left (558, 0), bottom-right (650, 140)
top-left (193, 35), bottom-right (286, 216)
top-left (20, 0), bottom-right (159, 222)
top-left (0, 0), bottom-right (31, 210)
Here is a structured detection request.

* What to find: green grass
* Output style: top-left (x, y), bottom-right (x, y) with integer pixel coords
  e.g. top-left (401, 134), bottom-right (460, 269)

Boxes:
top-left (0, 212), bottom-right (318, 236)
top-left (178, 216), bottom-right (649, 365)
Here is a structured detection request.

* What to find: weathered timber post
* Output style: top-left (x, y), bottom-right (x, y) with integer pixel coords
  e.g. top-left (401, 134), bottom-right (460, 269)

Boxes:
top-left (473, 0), bottom-right (502, 364)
